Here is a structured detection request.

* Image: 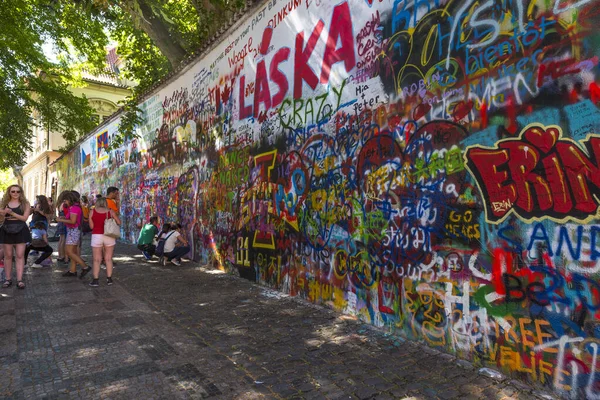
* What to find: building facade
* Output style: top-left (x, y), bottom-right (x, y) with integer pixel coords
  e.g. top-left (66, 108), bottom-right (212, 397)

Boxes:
top-left (17, 63), bottom-right (131, 201)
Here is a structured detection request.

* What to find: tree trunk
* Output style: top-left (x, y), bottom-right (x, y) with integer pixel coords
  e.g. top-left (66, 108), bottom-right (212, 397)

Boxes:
top-left (190, 0), bottom-right (225, 39)
top-left (122, 0), bottom-right (188, 67)
top-left (189, 0), bottom-right (216, 15)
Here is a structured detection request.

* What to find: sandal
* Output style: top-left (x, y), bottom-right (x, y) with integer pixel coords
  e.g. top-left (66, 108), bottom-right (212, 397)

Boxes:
top-left (17, 281), bottom-right (25, 289)
top-left (2, 280), bottom-right (12, 288)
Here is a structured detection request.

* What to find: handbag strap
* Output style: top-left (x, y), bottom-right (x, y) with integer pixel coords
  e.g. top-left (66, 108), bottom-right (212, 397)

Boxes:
top-left (163, 231), bottom-right (175, 241)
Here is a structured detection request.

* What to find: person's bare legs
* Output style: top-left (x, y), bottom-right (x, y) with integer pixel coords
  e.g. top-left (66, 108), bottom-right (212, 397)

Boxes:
top-left (104, 245), bottom-right (115, 278)
top-left (58, 234), bottom-right (67, 261)
top-left (3, 244), bottom-right (13, 282)
top-left (14, 244), bottom-right (25, 282)
top-left (66, 244), bottom-right (87, 273)
top-left (92, 247), bottom-right (103, 279)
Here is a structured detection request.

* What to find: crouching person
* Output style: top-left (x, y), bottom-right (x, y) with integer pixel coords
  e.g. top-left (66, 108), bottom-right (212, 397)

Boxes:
top-left (137, 215), bottom-right (159, 260)
top-left (26, 221), bottom-right (53, 269)
top-left (162, 223), bottom-right (190, 266)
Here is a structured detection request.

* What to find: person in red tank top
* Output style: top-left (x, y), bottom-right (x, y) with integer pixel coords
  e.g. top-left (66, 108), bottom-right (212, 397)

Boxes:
top-left (90, 206), bottom-right (111, 235)
top-left (88, 197), bottom-right (121, 287)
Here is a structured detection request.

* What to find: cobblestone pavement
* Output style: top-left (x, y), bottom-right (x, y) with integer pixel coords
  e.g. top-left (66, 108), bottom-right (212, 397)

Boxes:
top-left (0, 237), bottom-right (557, 400)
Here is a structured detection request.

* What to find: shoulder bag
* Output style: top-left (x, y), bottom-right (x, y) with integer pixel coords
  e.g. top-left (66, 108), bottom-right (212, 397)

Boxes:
top-left (3, 205), bottom-right (25, 234)
top-left (104, 212), bottom-right (121, 238)
top-left (155, 231), bottom-right (175, 257)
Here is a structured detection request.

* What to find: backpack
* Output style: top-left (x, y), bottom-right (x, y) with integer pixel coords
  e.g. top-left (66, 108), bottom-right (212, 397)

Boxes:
top-left (81, 205), bottom-right (92, 233)
top-left (30, 229), bottom-right (47, 247)
top-left (81, 220), bottom-right (92, 233)
top-left (155, 231), bottom-right (175, 257)
top-left (31, 238), bottom-right (47, 247)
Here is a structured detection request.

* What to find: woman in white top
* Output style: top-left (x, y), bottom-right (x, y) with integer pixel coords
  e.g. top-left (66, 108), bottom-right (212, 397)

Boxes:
top-left (161, 223), bottom-right (189, 266)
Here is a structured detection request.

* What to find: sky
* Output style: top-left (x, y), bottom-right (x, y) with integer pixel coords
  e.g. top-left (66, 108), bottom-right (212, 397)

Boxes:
top-left (42, 40), bottom-right (59, 63)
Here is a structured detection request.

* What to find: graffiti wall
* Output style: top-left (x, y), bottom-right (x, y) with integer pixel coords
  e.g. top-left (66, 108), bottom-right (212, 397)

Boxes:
top-left (52, 0), bottom-right (600, 396)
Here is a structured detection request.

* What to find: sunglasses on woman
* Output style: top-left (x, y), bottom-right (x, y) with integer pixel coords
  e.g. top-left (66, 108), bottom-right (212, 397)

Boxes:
top-left (10, 190), bottom-right (20, 193)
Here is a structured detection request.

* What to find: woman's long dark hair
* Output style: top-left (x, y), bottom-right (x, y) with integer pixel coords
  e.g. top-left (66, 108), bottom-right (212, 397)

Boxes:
top-left (36, 195), bottom-right (51, 215)
top-left (57, 190), bottom-right (77, 206)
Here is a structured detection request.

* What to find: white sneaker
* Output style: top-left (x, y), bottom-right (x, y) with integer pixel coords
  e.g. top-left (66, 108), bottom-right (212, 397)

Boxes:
top-left (171, 259), bottom-right (181, 266)
top-left (32, 263), bottom-right (43, 269)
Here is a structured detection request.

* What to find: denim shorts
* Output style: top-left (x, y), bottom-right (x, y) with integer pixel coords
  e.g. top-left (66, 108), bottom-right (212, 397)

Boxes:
top-left (56, 222), bottom-right (67, 235)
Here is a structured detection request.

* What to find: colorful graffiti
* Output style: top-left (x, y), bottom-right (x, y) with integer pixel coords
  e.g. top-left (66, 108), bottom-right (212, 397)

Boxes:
top-left (51, 0), bottom-right (600, 396)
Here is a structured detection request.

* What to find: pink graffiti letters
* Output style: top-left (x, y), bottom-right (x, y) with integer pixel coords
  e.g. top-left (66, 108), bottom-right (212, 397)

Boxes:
top-left (294, 2), bottom-right (355, 98)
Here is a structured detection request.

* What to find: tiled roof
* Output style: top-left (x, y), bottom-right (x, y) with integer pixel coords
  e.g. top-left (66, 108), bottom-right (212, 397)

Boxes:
top-left (80, 46), bottom-right (127, 88)
top-left (106, 47), bottom-right (120, 74)
top-left (81, 71), bottom-right (127, 87)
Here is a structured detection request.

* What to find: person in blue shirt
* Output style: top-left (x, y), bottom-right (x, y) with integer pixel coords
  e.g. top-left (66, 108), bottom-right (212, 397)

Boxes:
top-left (25, 221), bottom-right (53, 269)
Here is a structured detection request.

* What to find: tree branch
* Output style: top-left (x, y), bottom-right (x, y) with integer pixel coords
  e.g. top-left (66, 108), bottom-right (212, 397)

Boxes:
top-left (121, 0), bottom-right (188, 67)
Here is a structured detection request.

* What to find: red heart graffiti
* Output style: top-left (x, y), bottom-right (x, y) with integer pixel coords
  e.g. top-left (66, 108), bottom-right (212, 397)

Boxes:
top-left (523, 125), bottom-right (560, 154)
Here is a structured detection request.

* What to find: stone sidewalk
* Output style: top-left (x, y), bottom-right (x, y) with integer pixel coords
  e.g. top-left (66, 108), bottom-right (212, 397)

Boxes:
top-left (0, 238), bottom-right (556, 400)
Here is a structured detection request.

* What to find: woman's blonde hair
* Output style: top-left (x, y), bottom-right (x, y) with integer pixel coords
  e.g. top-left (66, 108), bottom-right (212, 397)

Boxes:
top-left (95, 197), bottom-right (108, 209)
top-left (0, 185), bottom-right (30, 209)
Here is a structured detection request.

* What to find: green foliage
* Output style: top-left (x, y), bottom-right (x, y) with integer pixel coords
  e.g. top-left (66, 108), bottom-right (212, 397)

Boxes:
top-left (105, 5), bottom-right (172, 95)
top-left (0, 0), bottom-right (102, 168)
top-left (0, 0), bottom-right (247, 165)
top-left (96, 0), bottom-right (247, 140)
top-left (0, 169), bottom-right (17, 193)
top-left (111, 98), bottom-right (145, 150)
top-left (101, 0), bottom-right (247, 89)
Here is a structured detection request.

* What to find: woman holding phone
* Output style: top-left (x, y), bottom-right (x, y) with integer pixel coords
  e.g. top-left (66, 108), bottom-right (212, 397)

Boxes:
top-left (55, 192), bottom-right (90, 278)
top-left (0, 185), bottom-right (31, 289)
top-left (31, 195), bottom-right (53, 230)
